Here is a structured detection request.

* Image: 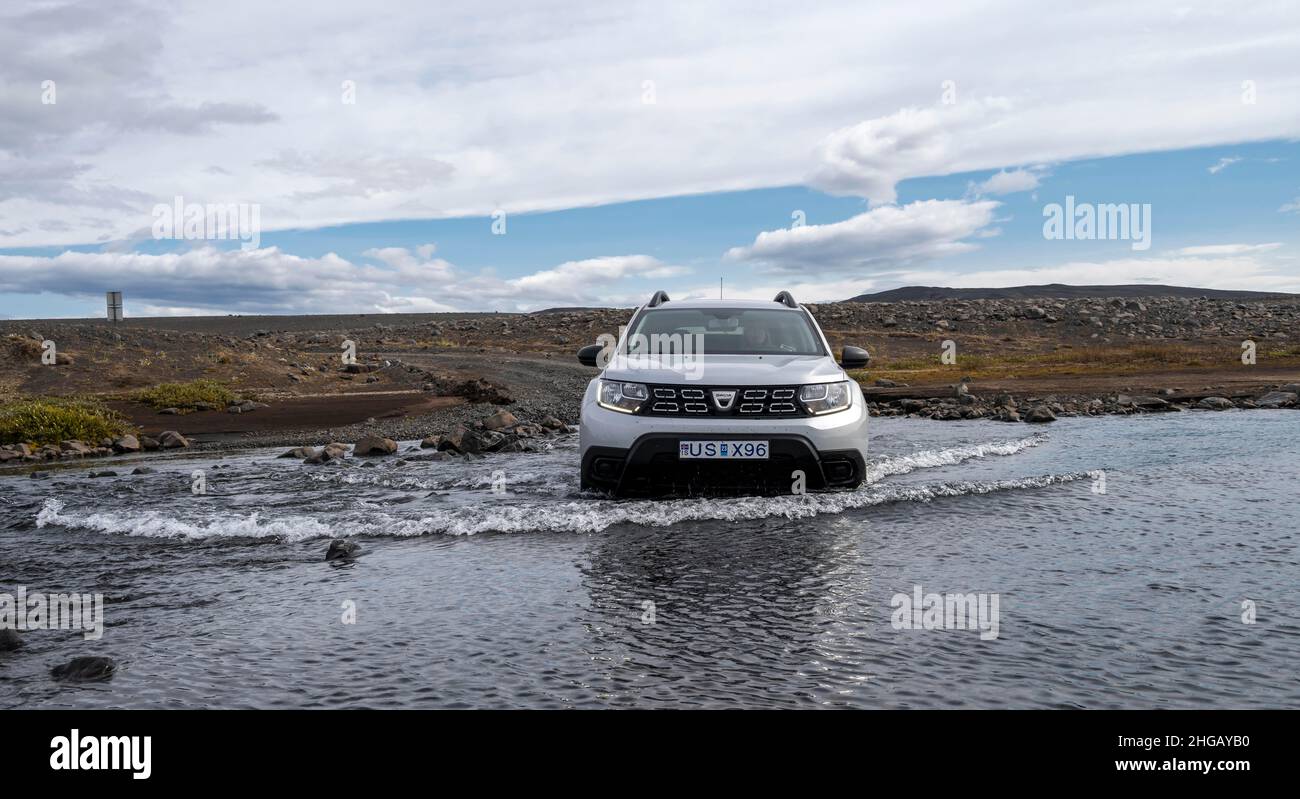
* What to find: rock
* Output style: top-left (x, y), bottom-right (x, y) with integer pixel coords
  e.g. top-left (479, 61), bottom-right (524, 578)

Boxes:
top-left (353, 436), bottom-right (397, 456)
top-left (482, 410), bottom-right (520, 431)
top-left (159, 407), bottom-right (181, 415)
top-left (325, 539), bottom-right (361, 561)
top-left (278, 446), bottom-right (317, 459)
top-left (403, 450), bottom-right (453, 462)
top-left (60, 440), bottom-right (93, 455)
top-left (50, 655), bottom-right (116, 682)
top-left (1132, 395), bottom-right (1172, 410)
top-left (1025, 306), bottom-right (1048, 319)
top-left (419, 435), bottom-right (441, 449)
top-left (304, 442), bottom-right (348, 464)
top-left (88, 470), bottom-right (118, 478)
top-left (111, 434), bottom-right (141, 453)
top-left (158, 430), bottom-right (190, 449)
top-left (1196, 397), bottom-right (1234, 410)
top-left (874, 378), bottom-right (899, 387)
top-left (140, 436), bottom-right (161, 451)
top-left (131, 467), bottom-right (157, 475)
top-left (478, 430), bottom-right (509, 452)
top-left (1025, 405), bottom-right (1057, 423)
top-left (439, 425), bottom-right (483, 454)
top-left (539, 415), bottom-right (567, 431)
top-left (0, 628), bottom-right (22, 652)
top-left (1256, 391), bottom-right (1297, 408)
top-left (899, 399), bottom-right (927, 414)
top-left (29, 471), bottom-right (51, 479)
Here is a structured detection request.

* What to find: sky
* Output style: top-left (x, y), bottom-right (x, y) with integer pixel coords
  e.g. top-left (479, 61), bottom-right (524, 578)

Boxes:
top-left (1, 0), bottom-right (1299, 318)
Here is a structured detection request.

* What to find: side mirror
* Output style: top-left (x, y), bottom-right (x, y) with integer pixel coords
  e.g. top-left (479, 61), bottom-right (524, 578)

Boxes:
top-left (577, 344), bottom-right (604, 367)
top-left (840, 346), bottom-right (870, 370)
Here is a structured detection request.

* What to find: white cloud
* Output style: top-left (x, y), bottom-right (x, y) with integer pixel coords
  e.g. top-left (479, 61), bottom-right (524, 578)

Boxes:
top-left (1280, 197), bottom-right (1300, 214)
top-left (511, 255), bottom-right (687, 298)
top-left (2, 0), bottom-right (1299, 248)
top-left (1208, 156), bottom-right (1242, 174)
top-left (724, 199), bottom-right (1001, 272)
top-left (970, 168), bottom-right (1043, 197)
top-left (1167, 242), bottom-right (1282, 256)
top-left (0, 246), bottom-right (683, 314)
top-left (808, 100), bottom-right (1012, 204)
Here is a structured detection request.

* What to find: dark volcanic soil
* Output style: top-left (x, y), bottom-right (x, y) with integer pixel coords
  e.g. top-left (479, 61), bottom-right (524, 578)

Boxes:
top-left (3, 292), bottom-right (1299, 454)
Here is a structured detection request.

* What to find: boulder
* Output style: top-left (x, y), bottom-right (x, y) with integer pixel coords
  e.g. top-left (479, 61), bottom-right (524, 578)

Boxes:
top-left (438, 425), bottom-right (483, 454)
top-left (539, 415), bottom-right (567, 431)
top-left (482, 410), bottom-right (519, 431)
top-left (325, 539), bottom-right (362, 561)
top-left (60, 440), bottom-right (93, 455)
top-left (111, 434), bottom-right (141, 453)
top-left (1025, 405), bottom-right (1057, 423)
top-left (1256, 391), bottom-right (1297, 408)
top-left (158, 430), bottom-right (190, 449)
top-left (478, 430), bottom-right (509, 452)
top-left (1131, 395), bottom-right (1171, 410)
top-left (278, 446), bottom-right (317, 459)
top-left (353, 436), bottom-right (397, 456)
top-left (304, 442), bottom-right (349, 464)
top-left (50, 655), bottom-right (116, 682)
top-left (1196, 396), bottom-right (1234, 410)
top-left (140, 436), bottom-right (161, 451)
top-left (419, 435), bottom-right (441, 449)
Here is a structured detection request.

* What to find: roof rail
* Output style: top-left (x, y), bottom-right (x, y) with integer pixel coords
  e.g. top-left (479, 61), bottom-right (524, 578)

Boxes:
top-left (647, 290), bottom-right (670, 307)
top-left (773, 291), bottom-right (798, 309)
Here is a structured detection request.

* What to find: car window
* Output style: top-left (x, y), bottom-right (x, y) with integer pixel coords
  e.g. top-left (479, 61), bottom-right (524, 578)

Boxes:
top-left (625, 308), bottom-right (824, 356)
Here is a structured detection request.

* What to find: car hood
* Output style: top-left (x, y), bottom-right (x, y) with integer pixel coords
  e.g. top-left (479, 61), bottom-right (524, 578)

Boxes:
top-left (602, 354), bottom-right (844, 386)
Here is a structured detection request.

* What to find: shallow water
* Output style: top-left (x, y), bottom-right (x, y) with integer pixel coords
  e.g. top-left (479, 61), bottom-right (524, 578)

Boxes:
top-left (2, 411), bottom-right (1298, 708)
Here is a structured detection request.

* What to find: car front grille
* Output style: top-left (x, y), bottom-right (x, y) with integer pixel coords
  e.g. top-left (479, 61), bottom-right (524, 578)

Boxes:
top-left (639, 385), bottom-right (808, 417)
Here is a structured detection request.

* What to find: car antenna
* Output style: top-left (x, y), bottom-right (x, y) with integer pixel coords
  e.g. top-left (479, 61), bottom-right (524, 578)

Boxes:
top-left (720, 277), bottom-right (723, 299)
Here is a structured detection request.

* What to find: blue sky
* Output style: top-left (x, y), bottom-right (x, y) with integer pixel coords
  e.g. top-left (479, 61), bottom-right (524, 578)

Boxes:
top-left (2, 1), bottom-right (1298, 317)
top-left (5, 140), bottom-right (1296, 318)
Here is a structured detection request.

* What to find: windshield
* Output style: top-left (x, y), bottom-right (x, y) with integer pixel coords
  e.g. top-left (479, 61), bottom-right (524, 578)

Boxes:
top-left (624, 307), bottom-right (825, 356)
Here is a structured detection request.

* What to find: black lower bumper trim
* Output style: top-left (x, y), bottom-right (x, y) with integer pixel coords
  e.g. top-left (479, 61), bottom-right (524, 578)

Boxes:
top-left (581, 434), bottom-right (864, 497)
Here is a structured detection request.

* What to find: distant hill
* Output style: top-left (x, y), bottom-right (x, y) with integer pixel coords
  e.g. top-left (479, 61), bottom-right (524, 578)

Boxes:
top-left (847, 284), bottom-right (1298, 303)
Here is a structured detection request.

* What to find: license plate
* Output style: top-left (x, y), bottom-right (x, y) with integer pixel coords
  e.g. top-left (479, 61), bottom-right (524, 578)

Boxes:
top-left (678, 440), bottom-right (769, 459)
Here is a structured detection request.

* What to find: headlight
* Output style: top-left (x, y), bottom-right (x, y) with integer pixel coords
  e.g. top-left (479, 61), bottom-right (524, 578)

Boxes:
top-left (597, 380), bottom-right (648, 414)
top-left (799, 380), bottom-right (853, 415)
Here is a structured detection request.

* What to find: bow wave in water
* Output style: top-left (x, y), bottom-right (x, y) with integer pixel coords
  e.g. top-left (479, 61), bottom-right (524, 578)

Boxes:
top-left (29, 433), bottom-right (1063, 539)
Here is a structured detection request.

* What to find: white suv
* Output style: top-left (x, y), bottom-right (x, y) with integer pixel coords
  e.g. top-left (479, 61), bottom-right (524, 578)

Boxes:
top-left (577, 291), bottom-right (871, 495)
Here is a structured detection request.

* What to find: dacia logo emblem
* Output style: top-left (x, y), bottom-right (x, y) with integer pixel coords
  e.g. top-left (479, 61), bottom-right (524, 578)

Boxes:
top-left (711, 390), bottom-right (737, 410)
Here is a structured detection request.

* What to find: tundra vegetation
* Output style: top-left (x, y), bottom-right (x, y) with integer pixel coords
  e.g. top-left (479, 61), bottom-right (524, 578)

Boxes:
top-left (134, 379), bottom-right (239, 412)
top-left (0, 397), bottom-right (134, 446)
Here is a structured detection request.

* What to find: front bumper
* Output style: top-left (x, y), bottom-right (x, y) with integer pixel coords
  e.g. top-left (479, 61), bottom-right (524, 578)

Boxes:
top-left (578, 383), bottom-right (869, 495)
